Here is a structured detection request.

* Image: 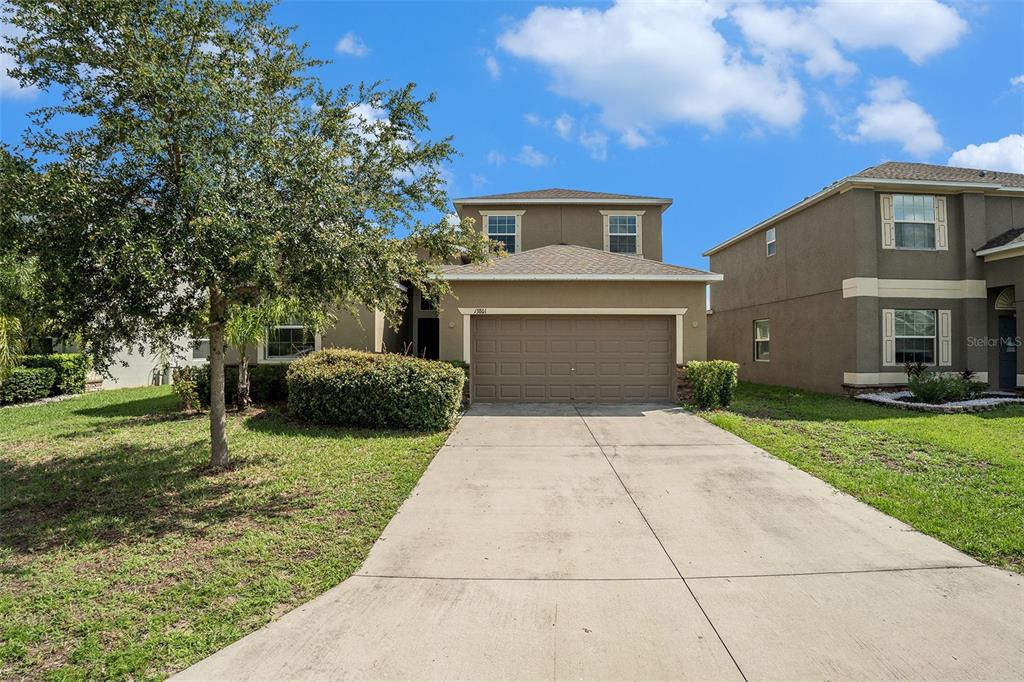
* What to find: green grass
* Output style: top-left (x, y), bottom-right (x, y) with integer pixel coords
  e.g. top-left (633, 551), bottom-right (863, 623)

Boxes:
top-left (697, 382), bottom-right (1024, 573)
top-left (0, 386), bottom-right (447, 681)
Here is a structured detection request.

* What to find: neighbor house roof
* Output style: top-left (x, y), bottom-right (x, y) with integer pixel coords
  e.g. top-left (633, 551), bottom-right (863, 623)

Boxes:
top-left (441, 244), bottom-right (721, 281)
top-left (976, 227), bottom-right (1024, 256)
top-left (453, 188), bottom-right (673, 206)
top-left (704, 162), bottom-right (1024, 256)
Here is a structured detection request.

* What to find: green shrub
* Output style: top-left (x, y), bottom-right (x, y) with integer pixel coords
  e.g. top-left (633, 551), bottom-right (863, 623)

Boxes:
top-left (907, 370), bottom-right (990, 404)
top-left (287, 349), bottom-right (464, 430)
top-left (19, 353), bottom-right (92, 395)
top-left (171, 366), bottom-right (200, 412)
top-left (0, 367), bottom-right (57, 405)
top-left (193, 363), bottom-right (289, 407)
top-left (686, 360), bottom-right (739, 409)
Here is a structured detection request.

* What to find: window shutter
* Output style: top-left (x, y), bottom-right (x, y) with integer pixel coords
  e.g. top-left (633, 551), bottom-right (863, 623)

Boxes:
top-left (934, 196), bottom-right (948, 250)
top-left (938, 309), bottom-right (952, 366)
top-left (880, 194), bottom-right (895, 249)
top-left (636, 214), bottom-right (643, 256)
top-left (602, 214), bottom-right (610, 252)
top-left (882, 309), bottom-right (896, 365)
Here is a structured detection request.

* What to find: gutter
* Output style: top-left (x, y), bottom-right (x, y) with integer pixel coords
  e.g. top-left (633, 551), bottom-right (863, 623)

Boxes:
top-left (976, 240), bottom-right (1024, 257)
top-left (441, 273), bottom-right (723, 282)
top-left (453, 197), bottom-right (673, 207)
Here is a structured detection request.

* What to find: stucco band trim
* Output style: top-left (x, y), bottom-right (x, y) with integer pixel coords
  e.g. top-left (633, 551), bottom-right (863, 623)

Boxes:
top-left (842, 278), bottom-right (988, 299)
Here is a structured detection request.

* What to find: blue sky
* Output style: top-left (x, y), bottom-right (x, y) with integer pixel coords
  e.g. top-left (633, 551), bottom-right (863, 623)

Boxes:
top-left (2, 1), bottom-right (1022, 270)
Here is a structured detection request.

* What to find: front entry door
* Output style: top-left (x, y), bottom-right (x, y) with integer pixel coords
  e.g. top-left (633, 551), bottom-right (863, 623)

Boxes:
top-left (999, 315), bottom-right (1017, 390)
top-left (417, 318), bottom-right (439, 360)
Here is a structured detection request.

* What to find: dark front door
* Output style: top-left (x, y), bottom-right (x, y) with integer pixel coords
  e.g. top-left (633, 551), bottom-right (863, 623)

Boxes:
top-left (999, 315), bottom-right (1017, 390)
top-left (417, 318), bottom-right (439, 360)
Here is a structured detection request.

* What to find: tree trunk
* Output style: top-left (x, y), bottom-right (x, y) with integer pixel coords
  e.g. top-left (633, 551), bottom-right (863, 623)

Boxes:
top-left (208, 286), bottom-right (229, 468)
top-left (236, 346), bottom-right (251, 409)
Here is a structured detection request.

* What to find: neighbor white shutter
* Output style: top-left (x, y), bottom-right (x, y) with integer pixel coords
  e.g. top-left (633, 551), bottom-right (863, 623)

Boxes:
top-left (934, 196), bottom-right (948, 250)
top-left (880, 194), bottom-right (895, 249)
top-left (938, 309), bottom-right (952, 366)
top-left (882, 309), bottom-right (896, 365)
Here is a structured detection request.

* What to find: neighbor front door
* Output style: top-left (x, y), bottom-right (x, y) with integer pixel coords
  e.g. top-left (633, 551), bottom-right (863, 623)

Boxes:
top-left (999, 315), bottom-right (1017, 390)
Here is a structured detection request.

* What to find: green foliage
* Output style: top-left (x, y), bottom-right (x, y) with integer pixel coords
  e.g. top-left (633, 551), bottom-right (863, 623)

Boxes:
top-left (19, 353), bottom-right (91, 394)
top-left (288, 349), bottom-right (464, 431)
top-left (686, 360), bottom-right (739, 409)
top-left (908, 369), bottom-right (989, 404)
top-left (171, 366), bottom-right (200, 412)
top-left (0, 366), bottom-right (55, 404)
top-left (194, 363), bottom-right (289, 407)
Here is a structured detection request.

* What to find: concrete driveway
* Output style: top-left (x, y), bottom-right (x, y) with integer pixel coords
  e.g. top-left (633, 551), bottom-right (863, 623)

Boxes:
top-left (177, 404), bottom-right (1024, 681)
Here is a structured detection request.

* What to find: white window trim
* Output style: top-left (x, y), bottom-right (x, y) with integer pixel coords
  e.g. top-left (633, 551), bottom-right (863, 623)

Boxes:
top-left (766, 228), bottom-right (776, 257)
top-left (882, 308), bottom-right (950, 367)
top-left (600, 210), bottom-right (644, 256)
top-left (480, 210), bottom-right (525, 254)
top-left (458, 307), bottom-right (687, 365)
top-left (880, 194), bottom-right (948, 251)
top-left (753, 319), bottom-right (770, 362)
top-left (258, 325), bottom-right (322, 364)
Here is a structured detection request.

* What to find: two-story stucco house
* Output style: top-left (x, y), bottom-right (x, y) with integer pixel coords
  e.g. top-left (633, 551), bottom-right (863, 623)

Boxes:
top-left (184, 189), bottom-right (720, 403)
top-left (704, 162), bottom-right (1023, 394)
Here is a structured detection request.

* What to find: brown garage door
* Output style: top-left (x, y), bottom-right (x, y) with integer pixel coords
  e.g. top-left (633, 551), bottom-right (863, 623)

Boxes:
top-left (471, 315), bottom-right (674, 402)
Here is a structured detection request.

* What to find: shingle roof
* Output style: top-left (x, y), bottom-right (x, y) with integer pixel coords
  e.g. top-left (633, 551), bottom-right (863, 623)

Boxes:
top-left (855, 161), bottom-right (1024, 188)
top-left (453, 188), bottom-right (672, 204)
top-left (977, 227), bottom-right (1024, 253)
top-left (442, 244), bottom-right (720, 280)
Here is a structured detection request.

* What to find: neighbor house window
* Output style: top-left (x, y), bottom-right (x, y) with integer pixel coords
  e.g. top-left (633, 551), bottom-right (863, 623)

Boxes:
top-left (893, 194), bottom-right (936, 249)
top-left (486, 214), bottom-right (518, 254)
top-left (608, 214), bottom-right (638, 254)
top-left (766, 228), bottom-right (777, 256)
top-left (754, 319), bottom-right (770, 361)
top-left (894, 309), bottom-right (936, 364)
top-left (266, 321), bottom-right (316, 360)
top-left (192, 338), bottom-right (210, 361)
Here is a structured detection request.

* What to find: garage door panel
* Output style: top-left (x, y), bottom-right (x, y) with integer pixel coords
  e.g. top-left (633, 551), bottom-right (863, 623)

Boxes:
top-left (471, 315), bottom-right (674, 403)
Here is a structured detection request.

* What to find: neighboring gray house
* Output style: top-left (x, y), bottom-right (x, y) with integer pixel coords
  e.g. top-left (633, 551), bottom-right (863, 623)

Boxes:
top-left (704, 162), bottom-right (1023, 394)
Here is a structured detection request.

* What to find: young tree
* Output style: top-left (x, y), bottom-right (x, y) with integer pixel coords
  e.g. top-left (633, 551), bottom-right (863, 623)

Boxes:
top-left (225, 297), bottom-right (329, 408)
top-left (2, 0), bottom-right (488, 466)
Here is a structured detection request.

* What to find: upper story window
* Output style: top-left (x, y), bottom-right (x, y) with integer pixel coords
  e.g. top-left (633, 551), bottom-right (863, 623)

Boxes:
top-left (754, 319), bottom-right (770, 362)
top-left (481, 211), bottom-right (524, 254)
top-left (766, 228), bottom-right (777, 257)
top-left (266, 321), bottom-right (316, 360)
top-left (893, 194), bottom-right (936, 249)
top-left (601, 210), bottom-right (644, 256)
top-left (192, 338), bottom-right (210, 361)
top-left (881, 193), bottom-right (947, 251)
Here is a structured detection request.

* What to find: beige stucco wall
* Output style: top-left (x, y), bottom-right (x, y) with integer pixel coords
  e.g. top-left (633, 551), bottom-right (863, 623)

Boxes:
top-left (457, 204), bottom-right (665, 262)
top-left (436, 280), bottom-right (708, 364)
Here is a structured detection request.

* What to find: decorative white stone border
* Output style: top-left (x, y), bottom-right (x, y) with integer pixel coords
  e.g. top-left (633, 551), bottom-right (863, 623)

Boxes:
top-left (855, 390), bottom-right (1024, 414)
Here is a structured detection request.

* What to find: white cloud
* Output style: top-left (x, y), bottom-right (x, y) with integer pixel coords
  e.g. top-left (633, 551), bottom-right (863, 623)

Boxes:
top-left (1011, 74), bottom-right (1024, 87)
top-left (514, 145), bottom-right (551, 167)
top-left (498, 2), bottom-right (804, 138)
top-left (486, 151), bottom-right (505, 166)
top-left (948, 134), bottom-right (1024, 173)
top-left (471, 173), bottom-right (488, 188)
top-left (523, 112), bottom-right (541, 126)
top-left (335, 32), bottom-right (369, 57)
top-left (484, 54), bottom-right (501, 79)
top-left (553, 113), bottom-right (574, 140)
top-left (577, 129), bottom-right (608, 161)
top-left (850, 78), bottom-right (943, 158)
top-left (0, 22), bottom-right (36, 98)
top-left (734, 1), bottom-right (967, 79)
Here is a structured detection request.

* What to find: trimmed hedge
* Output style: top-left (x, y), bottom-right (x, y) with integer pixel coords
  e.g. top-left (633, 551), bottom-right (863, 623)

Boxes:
top-left (193, 363), bottom-right (289, 407)
top-left (908, 370), bottom-right (989, 404)
top-left (287, 349), bottom-right (464, 430)
top-left (0, 367), bottom-right (57, 405)
top-left (20, 353), bottom-right (92, 395)
top-left (686, 360), bottom-right (739, 409)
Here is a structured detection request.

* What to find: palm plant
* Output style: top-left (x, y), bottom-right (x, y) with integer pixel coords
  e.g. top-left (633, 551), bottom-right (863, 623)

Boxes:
top-left (0, 255), bottom-right (38, 380)
top-left (225, 298), bottom-right (330, 408)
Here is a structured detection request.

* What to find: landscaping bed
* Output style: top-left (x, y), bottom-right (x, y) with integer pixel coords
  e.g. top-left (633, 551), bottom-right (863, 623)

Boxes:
top-left (855, 390), bottom-right (1024, 413)
top-left (0, 385), bottom-right (446, 680)
top-left (697, 382), bottom-right (1024, 574)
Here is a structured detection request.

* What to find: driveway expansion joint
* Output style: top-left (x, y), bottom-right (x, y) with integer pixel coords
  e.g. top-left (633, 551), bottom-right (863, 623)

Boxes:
top-left (573, 405), bottom-right (750, 682)
top-left (682, 564), bottom-right (989, 581)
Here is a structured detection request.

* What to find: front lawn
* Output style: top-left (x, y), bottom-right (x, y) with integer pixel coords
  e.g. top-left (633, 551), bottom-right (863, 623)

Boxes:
top-left (698, 382), bottom-right (1024, 573)
top-left (0, 386), bottom-right (446, 680)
